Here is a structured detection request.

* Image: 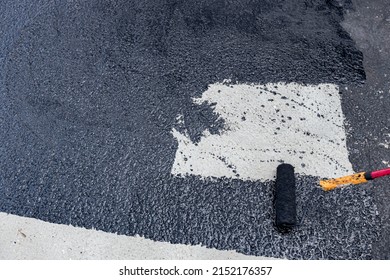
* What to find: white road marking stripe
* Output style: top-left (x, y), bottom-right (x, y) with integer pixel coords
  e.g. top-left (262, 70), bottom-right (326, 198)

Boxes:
top-left (172, 82), bottom-right (354, 181)
top-left (0, 213), bottom-right (274, 259)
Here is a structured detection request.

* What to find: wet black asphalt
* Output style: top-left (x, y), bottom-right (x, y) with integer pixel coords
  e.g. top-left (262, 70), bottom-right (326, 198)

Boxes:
top-left (0, 0), bottom-right (389, 259)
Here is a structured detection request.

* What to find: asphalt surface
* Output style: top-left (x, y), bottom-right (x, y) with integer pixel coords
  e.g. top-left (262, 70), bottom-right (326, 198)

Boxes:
top-left (341, 0), bottom-right (390, 259)
top-left (0, 0), bottom-right (388, 259)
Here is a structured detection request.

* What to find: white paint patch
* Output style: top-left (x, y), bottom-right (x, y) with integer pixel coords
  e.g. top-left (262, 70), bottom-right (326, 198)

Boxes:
top-left (171, 82), bottom-right (354, 181)
top-left (0, 212), bottom-right (274, 259)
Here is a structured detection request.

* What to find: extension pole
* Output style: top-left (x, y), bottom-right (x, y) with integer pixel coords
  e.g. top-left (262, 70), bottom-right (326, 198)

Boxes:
top-left (320, 167), bottom-right (390, 191)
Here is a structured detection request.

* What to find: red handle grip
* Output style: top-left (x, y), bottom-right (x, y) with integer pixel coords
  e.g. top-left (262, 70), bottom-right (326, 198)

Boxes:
top-left (371, 167), bottom-right (390, 179)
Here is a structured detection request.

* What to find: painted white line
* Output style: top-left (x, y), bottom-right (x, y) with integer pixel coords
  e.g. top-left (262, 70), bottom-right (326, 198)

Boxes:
top-left (172, 82), bottom-right (353, 181)
top-left (0, 213), bottom-right (274, 260)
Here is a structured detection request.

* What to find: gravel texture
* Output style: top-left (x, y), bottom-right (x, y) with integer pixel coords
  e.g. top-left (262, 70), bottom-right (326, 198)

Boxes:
top-left (0, 0), bottom-right (384, 259)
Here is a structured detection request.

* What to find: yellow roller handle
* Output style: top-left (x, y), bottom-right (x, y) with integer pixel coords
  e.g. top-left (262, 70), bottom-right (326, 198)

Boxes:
top-left (320, 172), bottom-right (367, 191)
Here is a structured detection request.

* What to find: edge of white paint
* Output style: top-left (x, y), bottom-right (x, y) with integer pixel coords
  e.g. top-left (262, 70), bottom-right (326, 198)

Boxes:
top-left (171, 82), bottom-right (354, 181)
top-left (0, 212), bottom-right (276, 260)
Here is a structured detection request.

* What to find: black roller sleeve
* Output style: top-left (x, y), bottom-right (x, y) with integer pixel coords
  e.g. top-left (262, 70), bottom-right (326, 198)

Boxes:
top-left (275, 163), bottom-right (297, 232)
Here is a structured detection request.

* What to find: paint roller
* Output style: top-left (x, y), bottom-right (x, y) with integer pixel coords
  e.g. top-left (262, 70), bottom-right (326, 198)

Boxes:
top-left (274, 165), bottom-right (390, 233)
top-left (274, 163), bottom-right (297, 233)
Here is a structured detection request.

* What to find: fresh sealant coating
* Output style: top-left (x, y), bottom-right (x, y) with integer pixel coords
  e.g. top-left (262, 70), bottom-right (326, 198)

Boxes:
top-left (0, 0), bottom-right (383, 259)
